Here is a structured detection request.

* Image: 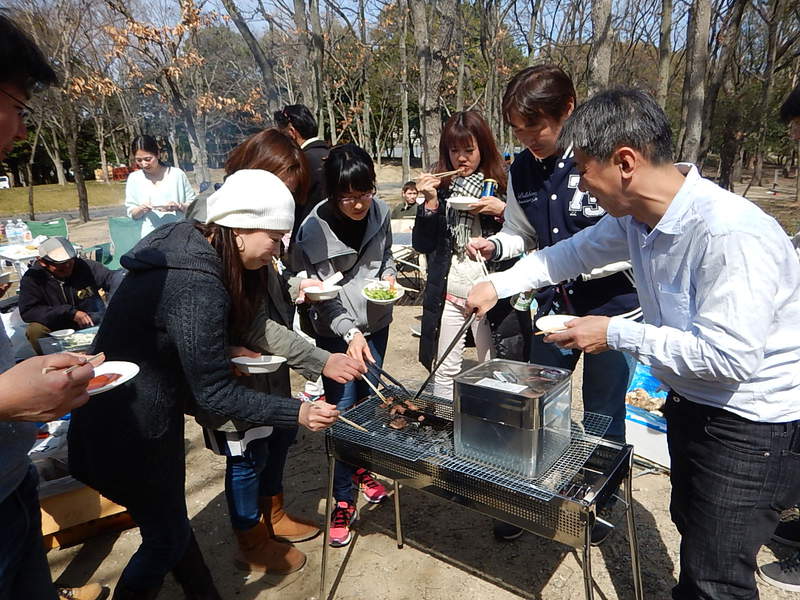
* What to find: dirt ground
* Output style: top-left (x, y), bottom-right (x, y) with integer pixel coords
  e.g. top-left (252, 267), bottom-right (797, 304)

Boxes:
top-left (41, 167), bottom-right (800, 599)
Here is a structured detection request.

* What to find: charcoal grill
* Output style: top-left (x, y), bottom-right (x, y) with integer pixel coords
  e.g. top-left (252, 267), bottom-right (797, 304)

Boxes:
top-left (320, 386), bottom-right (643, 599)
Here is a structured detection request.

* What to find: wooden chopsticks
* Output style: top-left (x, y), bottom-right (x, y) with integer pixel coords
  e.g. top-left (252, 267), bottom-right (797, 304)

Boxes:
top-left (42, 352), bottom-right (105, 375)
top-left (337, 414), bottom-right (369, 433)
top-left (430, 169), bottom-right (463, 178)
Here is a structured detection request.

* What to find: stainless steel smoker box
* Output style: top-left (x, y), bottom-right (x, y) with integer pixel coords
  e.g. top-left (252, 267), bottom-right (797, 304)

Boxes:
top-left (454, 359), bottom-right (572, 478)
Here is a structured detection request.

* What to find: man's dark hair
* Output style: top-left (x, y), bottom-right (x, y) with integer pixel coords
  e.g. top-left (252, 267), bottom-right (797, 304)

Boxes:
top-left (401, 180), bottom-right (417, 193)
top-left (0, 13), bottom-right (57, 91)
top-left (779, 83), bottom-right (800, 123)
top-left (558, 88), bottom-right (674, 165)
top-left (273, 104), bottom-right (318, 140)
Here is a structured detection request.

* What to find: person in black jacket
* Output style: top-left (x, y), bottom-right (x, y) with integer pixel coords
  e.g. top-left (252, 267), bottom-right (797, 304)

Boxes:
top-left (19, 237), bottom-right (119, 354)
top-left (274, 104), bottom-right (330, 264)
top-left (68, 170), bottom-right (340, 600)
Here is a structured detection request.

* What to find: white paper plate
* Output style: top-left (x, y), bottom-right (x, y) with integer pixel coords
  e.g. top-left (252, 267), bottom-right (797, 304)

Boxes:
top-left (0, 272), bottom-right (10, 284)
top-left (49, 329), bottom-right (75, 339)
top-left (535, 314), bottom-right (577, 333)
top-left (232, 355), bottom-right (287, 375)
top-left (304, 285), bottom-right (342, 302)
top-left (447, 196), bottom-right (478, 211)
top-left (361, 281), bottom-right (404, 305)
top-left (88, 361), bottom-right (140, 396)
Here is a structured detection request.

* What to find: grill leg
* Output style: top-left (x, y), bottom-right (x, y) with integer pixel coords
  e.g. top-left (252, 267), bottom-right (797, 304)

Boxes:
top-left (319, 452), bottom-right (335, 600)
top-left (582, 512), bottom-right (595, 600)
top-left (624, 459), bottom-right (644, 600)
top-left (393, 480), bottom-right (403, 549)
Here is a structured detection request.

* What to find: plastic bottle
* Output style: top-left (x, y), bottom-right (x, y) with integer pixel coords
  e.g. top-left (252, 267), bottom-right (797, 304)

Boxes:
top-left (13, 219), bottom-right (24, 244)
top-left (21, 221), bottom-right (32, 243)
top-left (7, 220), bottom-right (18, 244)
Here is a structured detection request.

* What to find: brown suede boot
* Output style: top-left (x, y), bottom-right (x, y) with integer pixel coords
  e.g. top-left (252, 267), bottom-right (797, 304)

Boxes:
top-left (233, 521), bottom-right (307, 574)
top-left (261, 493), bottom-right (321, 543)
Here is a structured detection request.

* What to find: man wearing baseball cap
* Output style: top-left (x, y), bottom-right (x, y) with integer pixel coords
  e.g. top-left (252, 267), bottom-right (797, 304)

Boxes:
top-left (19, 237), bottom-right (119, 354)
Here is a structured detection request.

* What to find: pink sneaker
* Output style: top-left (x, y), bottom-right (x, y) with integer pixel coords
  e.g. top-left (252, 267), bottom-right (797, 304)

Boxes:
top-left (329, 501), bottom-right (358, 547)
top-left (352, 468), bottom-right (388, 503)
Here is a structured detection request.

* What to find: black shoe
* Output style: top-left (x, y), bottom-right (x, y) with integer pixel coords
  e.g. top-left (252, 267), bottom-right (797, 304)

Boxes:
top-left (758, 551), bottom-right (800, 592)
top-left (774, 513), bottom-right (800, 548)
top-left (493, 520), bottom-right (524, 541)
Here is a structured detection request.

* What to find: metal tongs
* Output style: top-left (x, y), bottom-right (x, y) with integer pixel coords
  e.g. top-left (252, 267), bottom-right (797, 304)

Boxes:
top-left (409, 310), bottom-right (477, 404)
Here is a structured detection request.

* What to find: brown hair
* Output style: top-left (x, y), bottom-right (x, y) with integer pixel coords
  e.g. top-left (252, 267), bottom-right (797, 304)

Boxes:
top-left (192, 222), bottom-right (267, 337)
top-left (435, 111), bottom-right (507, 194)
top-left (502, 65), bottom-right (576, 126)
top-left (225, 128), bottom-right (310, 205)
top-left (402, 180), bottom-right (417, 193)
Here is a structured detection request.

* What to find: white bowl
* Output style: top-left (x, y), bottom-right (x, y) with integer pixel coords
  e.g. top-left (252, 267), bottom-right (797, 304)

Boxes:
top-left (361, 281), bottom-right (404, 305)
top-left (535, 314), bottom-right (577, 333)
top-left (304, 285), bottom-right (342, 302)
top-left (447, 196), bottom-right (478, 211)
top-left (49, 329), bottom-right (75, 339)
top-left (232, 355), bottom-right (287, 375)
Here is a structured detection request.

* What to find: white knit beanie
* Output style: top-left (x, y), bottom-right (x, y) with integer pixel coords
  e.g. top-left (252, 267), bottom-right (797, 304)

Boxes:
top-left (205, 169), bottom-right (295, 231)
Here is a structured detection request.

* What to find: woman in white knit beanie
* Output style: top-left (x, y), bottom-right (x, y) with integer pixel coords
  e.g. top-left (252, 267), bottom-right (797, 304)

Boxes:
top-left (68, 166), bottom-right (342, 599)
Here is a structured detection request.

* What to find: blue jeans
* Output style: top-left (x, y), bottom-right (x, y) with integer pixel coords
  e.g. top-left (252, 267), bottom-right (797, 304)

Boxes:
top-left (224, 426), bottom-right (298, 531)
top-left (664, 392), bottom-right (800, 599)
top-left (0, 465), bottom-right (57, 600)
top-left (530, 333), bottom-right (634, 441)
top-left (118, 501), bottom-right (193, 591)
top-left (316, 326), bottom-right (389, 504)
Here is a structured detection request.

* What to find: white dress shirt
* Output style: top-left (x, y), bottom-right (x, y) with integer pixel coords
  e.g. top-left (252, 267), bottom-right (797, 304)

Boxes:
top-left (490, 164), bottom-right (800, 423)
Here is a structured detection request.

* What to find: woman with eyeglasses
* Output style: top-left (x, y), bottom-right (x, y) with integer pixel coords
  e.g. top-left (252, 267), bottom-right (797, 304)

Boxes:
top-left (125, 135), bottom-right (196, 239)
top-left (294, 143), bottom-right (395, 548)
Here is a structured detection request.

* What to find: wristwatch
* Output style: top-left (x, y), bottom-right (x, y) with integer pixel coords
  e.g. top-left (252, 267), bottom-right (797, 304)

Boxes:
top-left (343, 328), bottom-right (362, 344)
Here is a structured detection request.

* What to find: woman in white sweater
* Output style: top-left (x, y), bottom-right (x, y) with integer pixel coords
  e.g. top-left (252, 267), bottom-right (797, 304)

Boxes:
top-left (125, 135), bottom-right (196, 239)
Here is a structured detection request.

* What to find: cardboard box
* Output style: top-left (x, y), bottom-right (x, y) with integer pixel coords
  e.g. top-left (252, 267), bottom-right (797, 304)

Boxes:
top-left (625, 404), bottom-right (670, 470)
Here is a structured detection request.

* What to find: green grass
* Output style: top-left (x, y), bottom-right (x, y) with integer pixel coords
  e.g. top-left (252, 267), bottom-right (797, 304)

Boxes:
top-left (0, 181), bottom-right (125, 217)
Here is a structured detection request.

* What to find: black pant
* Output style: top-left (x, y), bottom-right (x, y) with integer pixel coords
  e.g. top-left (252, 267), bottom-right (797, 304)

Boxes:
top-left (664, 392), bottom-right (800, 599)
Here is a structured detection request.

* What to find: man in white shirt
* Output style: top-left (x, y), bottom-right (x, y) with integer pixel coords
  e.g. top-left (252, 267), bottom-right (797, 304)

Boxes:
top-left (467, 88), bottom-right (800, 599)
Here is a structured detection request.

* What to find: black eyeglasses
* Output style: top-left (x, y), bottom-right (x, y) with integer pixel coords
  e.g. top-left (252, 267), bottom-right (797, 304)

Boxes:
top-left (0, 88), bottom-right (34, 124)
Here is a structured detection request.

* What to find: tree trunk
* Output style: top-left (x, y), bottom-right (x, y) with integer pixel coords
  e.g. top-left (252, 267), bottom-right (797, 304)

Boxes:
top-left (400, 3), bottom-right (411, 183)
top-left (656, 0), bottom-right (672, 108)
top-left (290, 0), bottom-right (315, 108)
top-left (587, 0), bottom-right (613, 95)
top-left (168, 119), bottom-right (180, 168)
top-left (65, 107), bottom-right (90, 222)
top-left (93, 114), bottom-right (110, 184)
top-left (42, 129), bottom-right (67, 186)
top-left (220, 0), bottom-right (280, 113)
top-left (679, 0), bottom-right (711, 163)
top-left (325, 88), bottom-right (338, 145)
top-left (309, 0), bottom-right (325, 136)
top-left (527, 0), bottom-right (543, 65)
top-left (753, 0), bottom-right (782, 186)
top-left (455, 4), bottom-right (465, 112)
top-left (359, 0), bottom-right (372, 155)
top-left (409, 0), bottom-right (458, 169)
top-left (696, 0), bottom-right (747, 162)
top-left (26, 121), bottom-right (42, 220)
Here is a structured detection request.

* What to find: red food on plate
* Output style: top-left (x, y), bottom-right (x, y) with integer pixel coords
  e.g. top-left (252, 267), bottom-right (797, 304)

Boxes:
top-left (87, 373), bottom-right (122, 391)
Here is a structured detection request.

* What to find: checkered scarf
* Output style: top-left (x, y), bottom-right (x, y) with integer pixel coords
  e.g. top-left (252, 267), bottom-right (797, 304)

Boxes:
top-left (446, 172), bottom-right (485, 254)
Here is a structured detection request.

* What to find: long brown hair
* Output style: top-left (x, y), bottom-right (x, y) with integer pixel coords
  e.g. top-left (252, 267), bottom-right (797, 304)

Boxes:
top-left (225, 128), bottom-right (310, 205)
top-left (435, 111), bottom-right (507, 194)
top-left (193, 221), bottom-right (266, 337)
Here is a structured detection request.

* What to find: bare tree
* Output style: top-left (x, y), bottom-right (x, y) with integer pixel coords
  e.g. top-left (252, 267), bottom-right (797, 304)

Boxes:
top-left (399, 1), bottom-right (411, 182)
top-left (409, 0), bottom-right (458, 168)
top-left (220, 0), bottom-right (281, 112)
top-left (588, 0), bottom-right (613, 94)
top-left (679, 0), bottom-right (712, 163)
top-left (753, 0), bottom-right (783, 185)
top-left (656, 0), bottom-right (673, 108)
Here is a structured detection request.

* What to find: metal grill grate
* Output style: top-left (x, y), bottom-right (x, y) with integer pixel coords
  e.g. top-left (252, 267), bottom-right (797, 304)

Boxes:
top-left (331, 392), bottom-right (611, 502)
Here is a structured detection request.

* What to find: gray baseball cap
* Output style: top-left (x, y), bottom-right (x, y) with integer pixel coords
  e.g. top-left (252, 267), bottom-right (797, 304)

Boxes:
top-left (38, 237), bottom-right (76, 264)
